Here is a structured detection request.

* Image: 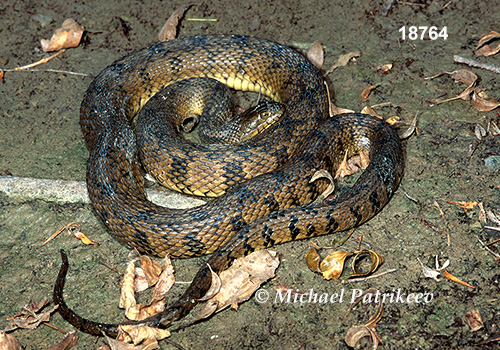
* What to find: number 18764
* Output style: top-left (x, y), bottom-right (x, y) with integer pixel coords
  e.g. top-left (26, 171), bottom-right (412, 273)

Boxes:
top-left (399, 26), bottom-right (448, 40)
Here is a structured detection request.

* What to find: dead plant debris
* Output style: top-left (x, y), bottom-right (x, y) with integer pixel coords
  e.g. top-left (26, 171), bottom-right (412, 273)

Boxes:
top-left (306, 247), bottom-right (383, 280)
top-left (41, 19), bottom-right (84, 52)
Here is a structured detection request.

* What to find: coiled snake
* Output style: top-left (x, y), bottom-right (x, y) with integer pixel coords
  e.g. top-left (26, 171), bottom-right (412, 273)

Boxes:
top-left (53, 35), bottom-right (405, 336)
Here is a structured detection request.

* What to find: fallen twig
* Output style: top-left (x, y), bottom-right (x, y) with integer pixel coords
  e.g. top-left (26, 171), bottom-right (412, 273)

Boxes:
top-left (0, 176), bottom-right (205, 209)
top-left (454, 55), bottom-right (500, 74)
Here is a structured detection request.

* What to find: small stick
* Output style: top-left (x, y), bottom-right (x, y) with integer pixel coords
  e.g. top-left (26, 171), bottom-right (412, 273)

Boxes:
top-left (13, 50), bottom-right (66, 70)
top-left (3, 68), bottom-right (91, 77)
top-left (477, 236), bottom-right (500, 259)
top-left (454, 55), bottom-right (500, 74)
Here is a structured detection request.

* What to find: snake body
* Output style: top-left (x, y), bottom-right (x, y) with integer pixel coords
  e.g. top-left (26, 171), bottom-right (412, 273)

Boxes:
top-left (54, 35), bottom-right (405, 336)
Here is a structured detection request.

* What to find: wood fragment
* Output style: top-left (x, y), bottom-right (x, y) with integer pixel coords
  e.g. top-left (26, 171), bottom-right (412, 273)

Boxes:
top-left (454, 55), bottom-right (500, 74)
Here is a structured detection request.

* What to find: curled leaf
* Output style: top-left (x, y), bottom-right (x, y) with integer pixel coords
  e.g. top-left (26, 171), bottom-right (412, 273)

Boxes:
top-left (41, 19), bottom-right (84, 52)
top-left (464, 310), bottom-right (484, 332)
top-left (376, 63), bottom-right (392, 73)
top-left (325, 51), bottom-right (360, 75)
top-left (345, 325), bottom-right (379, 349)
top-left (320, 250), bottom-right (351, 280)
top-left (158, 4), bottom-right (194, 42)
top-left (305, 247), bottom-right (322, 272)
top-left (5, 298), bottom-right (58, 331)
top-left (48, 330), bottom-right (78, 350)
top-left (0, 331), bottom-right (22, 350)
top-left (475, 31), bottom-right (500, 57)
top-left (471, 88), bottom-right (500, 112)
top-left (347, 250), bottom-right (384, 278)
top-left (307, 41), bottom-right (324, 69)
top-left (361, 85), bottom-right (378, 102)
top-left (193, 250), bottom-right (280, 321)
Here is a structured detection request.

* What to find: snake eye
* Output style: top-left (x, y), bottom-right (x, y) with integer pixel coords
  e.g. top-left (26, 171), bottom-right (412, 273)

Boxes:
top-left (180, 114), bottom-right (200, 133)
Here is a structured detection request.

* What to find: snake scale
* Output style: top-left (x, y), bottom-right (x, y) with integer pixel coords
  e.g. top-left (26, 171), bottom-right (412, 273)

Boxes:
top-left (53, 35), bottom-right (405, 336)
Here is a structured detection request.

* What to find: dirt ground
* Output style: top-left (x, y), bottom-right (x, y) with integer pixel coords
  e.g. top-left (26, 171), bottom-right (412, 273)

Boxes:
top-left (1, 0), bottom-right (500, 349)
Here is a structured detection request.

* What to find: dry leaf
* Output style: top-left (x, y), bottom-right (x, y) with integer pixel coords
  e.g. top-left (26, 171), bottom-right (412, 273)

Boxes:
top-left (329, 103), bottom-right (355, 116)
top-left (150, 255), bottom-right (175, 303)
top-left (134, 255), bottom-right (163, 292)
top-left (41, 19), bottom-right (84, 52)
top-left (5, 297), bottom-right (58, 331)
top-left (309, 169), bottom-right (335, 202)
top-left (193, 250), bottom-right (279, 320)
top-left (320, 251), bottom-right (351, 280)
top-left (0, 331), bottom-right (22, 350)
top-left (475, 31), bottom-right (500, 57)
top-left (446, 200), bottom-right (479, 213)
top-left (305, 247), bottom-right (322, 272)
top-left (325, 51), bottom-right (360, 75)
top-left (118, 325), bottom-right (170, 350)
top-left (157, 4), bottom-right (194, 42)
top-left (42, 222), bottom-right (99, 247)
top-left (426, 70), bottom-right (478, 104)
top-left (360, 106), bottom-right (383, 119)
top-left (376, 63), bottom-right (392, 73)
top-left (345, 325), bottom-right (379, 350)
top-left (344, 288), bottom-right (384, 350)
top-left (48, 330), bottom-right (78, 350)
top-left (347, 250), bottom-right (384, 278)
top-left (464, 310), bottom-right (484, 332)
top-left (361, 85), bottom-right (378, 102)
top-left (119, 257), bottom-right (137, 311)
top-left (471, 88), bottom-right (500, 112)
top-left (307, 41), bottom-right (324, 69)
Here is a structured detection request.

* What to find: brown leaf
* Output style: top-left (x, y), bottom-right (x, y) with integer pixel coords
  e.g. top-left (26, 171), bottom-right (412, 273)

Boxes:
top-left (0, 331), bottom-right (22, 350)
top-left (117, 325), bottom-right (170, 349)
top-left (360, 106), bottom-right (383, 119)
top-left (5, 298), bottom-right (58, 331)
top-left (426, 70), bottom-right (478, 104)
top-left (471, 88), bottom-right (500, 112)
top-left (325, 51), bottom-right (360, 75)
top-left (150, 255), bottom-right (175, 303)
top-left (199, 264), bottom-right (222, 301)
top-left (329, 103), bottom-right (354, 116)
top-left (48, 330), bottom-right (78, 350)
top-left (446, 200), bottom-right (479, 213)
top-left (157, 4), bottom-right (194, 42)
top-left (376, 63), bottom-right (392, 73)
top-left (307, 41), bottom-right (324, 69)
top-left (347, 250), bottom-right (384, 278)
top-left (41, 19), bottom-right (84, 52)
top-left (361, 85), bottom-right (378, 102)
top-left (193, 250), bottom-right (279, 320)
top-left (42, 222), bottom-right (99, 247)
top-left (475, 31), bottom-right (500, 57)
top-left (319, 250), bottom-right (351, 280)
top-left (464, 310), bottom-right (484, 332)
top-left (134, 255), bottom-right (163, 292)
top-left (305, 247), bottom-right (322, 272)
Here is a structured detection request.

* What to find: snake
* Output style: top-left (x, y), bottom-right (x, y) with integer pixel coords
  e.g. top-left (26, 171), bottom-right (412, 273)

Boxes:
top-left (53, 35), bottom-right (405, 337)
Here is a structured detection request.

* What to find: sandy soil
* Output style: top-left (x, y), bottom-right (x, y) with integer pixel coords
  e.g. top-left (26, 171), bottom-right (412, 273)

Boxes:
top-left (1, 0), bottom-right (500, 349)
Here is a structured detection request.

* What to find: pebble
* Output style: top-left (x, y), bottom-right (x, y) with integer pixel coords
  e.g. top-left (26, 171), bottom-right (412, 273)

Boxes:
top-left (31, 14), bottom-right (53, 27)
top-left (484, 155), bottom-right (500, 172)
